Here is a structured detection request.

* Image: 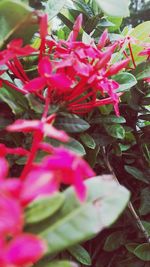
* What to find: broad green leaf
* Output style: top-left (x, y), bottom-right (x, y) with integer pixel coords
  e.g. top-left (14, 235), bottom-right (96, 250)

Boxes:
top-left (114, 73), bottom-right (137, 92)
top-left (62, 175), bottom-right (130, 229)
top-left (65, 138), bottom-right (86, 156)
top-left (80, 133), bottom-right (96, 149)
top-left (141, 221), bottom-right (150, 236)
top-left (35, 260), bottom-right (77, 267)
top-left (105, 124), bottom-right (125, 139)
top-left (139, 187), bottom-right (150, 216)
top-left (95, 0), bottom-right (130, 17)
top-left (132, 62), bottom-right (150, 80)
top-left (91, 115), bottom-right (126, 124)
top-left (68, 245), bottom-right (91, 266)
top-left (40, 202), bottom-right (101, 254)
top-left (48, 137), bottom-right (86, 156)
top-left (130, 21), bottom-right (150, 41)
top-left (36, 176), bottom-right (129, 255)
top-left (25, 193), bottom-right (65, 224)
top-left (45, 0), bottom-right (66, 20)
top-left (54, 116), bottom-right (90, 133)
top-left (103, 231), bottom-right (124, 251)
top-left (107, 16), bottom-right (123, 32)
top-left (0, 0), bottom-right (38, 47)
top-left (0, 86), bottom-right (28, 114)
top-left (129, 21), bottom-right (150, 65)
top-left (124, 166), bottom-right (149, 184)
top-left (134, 243), bottom-right (150, 261)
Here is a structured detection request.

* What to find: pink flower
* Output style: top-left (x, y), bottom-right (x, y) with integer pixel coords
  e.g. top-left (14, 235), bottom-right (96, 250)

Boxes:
top-left (0, 143), bottom-right (29, 157)
top-left (139, 47), bottom-right (150, 59)
top-left (24, 57), bottom-right (72, 93)
top-left (68, 14), bottom-right (83, 42)
top-left (7, 118), bottom-right (69, 142)
top-left (20, 169), bottom-right (56, 206)
top-left (37, 147), bottom-right (95, 202)
top-left (0, 194), bottom-right (23, 236)
top-left (105, 58), bottom-right (130, 77)
top-left (98, 29), bottom-right (109, 49)
top-left (0, 39), bottom-right (35, 65)
top-left (5, 234), bottom-right (46, 266)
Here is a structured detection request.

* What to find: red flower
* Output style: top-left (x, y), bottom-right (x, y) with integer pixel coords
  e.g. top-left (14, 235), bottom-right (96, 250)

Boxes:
top-left (5, 234), bottom-right (46, 266)
top-left (7, 118), bottom-right (69, 142)
top-left (0, 39), bottom-right (35, 65)
top-left (35, 147), bottom-right (95, 202)
top-left (68, 14), bottom-right (83, 42)
top-left (0, 194), bottom-right (23, 237)
top-left (24, 57), bottom-right (72, 93)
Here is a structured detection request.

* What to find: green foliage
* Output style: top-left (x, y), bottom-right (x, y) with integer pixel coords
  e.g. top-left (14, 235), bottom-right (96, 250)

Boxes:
top-left (95, 0), bottom-right (130, 17)
top-left (68, 245), bottom-right (92, 265)
top-left (0, 1), bottom-right (150, 266)
top-left (45, 0), bottom-right (66, 20)
top-left (25, 193), bottom-right (65, 224)
top-left (0, 0), bottom-right (38, 48)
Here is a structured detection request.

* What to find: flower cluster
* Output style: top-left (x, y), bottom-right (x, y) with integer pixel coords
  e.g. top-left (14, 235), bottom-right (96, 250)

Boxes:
top-left (0, 114), bottom-right (95, 266)
top-left (0, 13), bottom-right (133, 266)
top-left (0, 14), bottom-right (130, 116)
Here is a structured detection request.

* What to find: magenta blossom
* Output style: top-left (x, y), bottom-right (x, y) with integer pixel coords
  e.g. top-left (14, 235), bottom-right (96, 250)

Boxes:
top-left (6, 117), bottom-right (69, 143)
top-left (0, 39), bottom-right (35, 65)
top-left (27, 147), bottom-right (96, 202)
top-left (0, 234), bottom-right (46, 267)
top-left (24, 57), bottom-right (72, 93)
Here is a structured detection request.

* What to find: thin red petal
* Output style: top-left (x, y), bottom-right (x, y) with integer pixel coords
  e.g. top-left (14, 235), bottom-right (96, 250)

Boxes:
top-left (24, 77), bottom-right (46, 92)
top-left (38, 57), bottom-right (52, 77)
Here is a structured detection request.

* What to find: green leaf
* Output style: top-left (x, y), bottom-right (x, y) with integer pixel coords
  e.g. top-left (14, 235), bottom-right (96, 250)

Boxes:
top-left (0, 0), bottom-right (38, 47)
top-left (107, 16), bottom-right (123, 31)
top-left (65, 138), bottom-right (86, 156)
top-left (105, 124), bottom-right (125, 139)
top-left (125, 243), bottom-right (139, 253)
top-left (141, 221), bottom-right (150, 236)
top-left (134, 243), bottom-right (150, 261)
top-left (133, 62), bottom-right (150, 80)
top-left (26, 94), bottom-right (44, 114)
top-left (37, 176), bottom-right (129, 255)
top-left (80, 133), bottom-right (96, 149)
top-left (48, 137), bottom-right (86, 156)
top-left (139, 187), bottom-right (150, 216)
top-left (45, 0), bottom-right (66, 20)
top-left (35, 260), bottom-right (77, 267)
top-left (68, 245), bottom-right (91, 266)
top-left (54, 116), bottom-right (90, 133)
top-left (25, 193), bottom-right (65, 224)
top-left (40, 202), bottom-right (101, 255)
top-left (95, 0), bottom-right (130, 17)
top-left (91, 115), bottom-right (126, 124)
top-left (129, 21), bottom-right (150, 65)
top-left (124, 166), bottom-right (149, 184)
top-left (103, 231), bottom-right (124, 251)
top-left (114, 73), bottom-right (137, 92)
top-left (0, 86), bottom-right (28, 114)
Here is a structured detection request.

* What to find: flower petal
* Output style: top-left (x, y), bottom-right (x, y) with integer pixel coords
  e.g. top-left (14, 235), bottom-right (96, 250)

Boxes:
top-left (0, 195), bottom-right (23, 236)
top-left (38, 57), bottom-right (52, 77)
top-left (6, 234), bottom-right (46, 266)
top-left (6, 119), bottom-right (40, 132)
top-left (48, 73), bottom-right (72, 89)
top-left (24, 77), bottom-right (46, 92)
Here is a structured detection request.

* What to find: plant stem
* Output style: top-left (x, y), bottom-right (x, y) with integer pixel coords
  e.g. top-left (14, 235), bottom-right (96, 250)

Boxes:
top-left (102, 146), bottom-right (150, 243)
